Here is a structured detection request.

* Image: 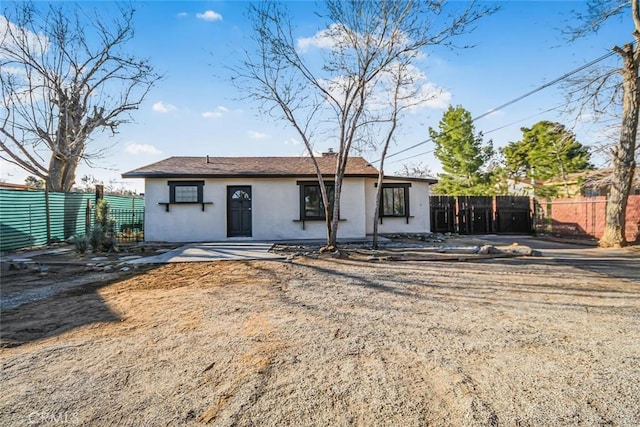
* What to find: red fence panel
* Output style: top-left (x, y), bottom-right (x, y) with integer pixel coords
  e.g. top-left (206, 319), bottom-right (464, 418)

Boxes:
top-left (535, 196), bottom-right (640, 243)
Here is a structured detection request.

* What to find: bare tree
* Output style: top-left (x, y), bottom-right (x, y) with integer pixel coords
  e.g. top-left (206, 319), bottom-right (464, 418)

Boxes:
top-left (398, 162), bottom-right (436, 179)
top-left (234, 0), bottom-right (495, 249)
top-left (370, 62), bottom-right (442, 248)
top-left (371, 63), bottom-right (408, 249)
top-left (1, 2), bottom-right (160, 192)
top-left (565, 0), bottom-right (639, 247)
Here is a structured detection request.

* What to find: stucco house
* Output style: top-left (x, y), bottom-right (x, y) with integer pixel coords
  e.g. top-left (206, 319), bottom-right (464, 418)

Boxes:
top-left (122, 154), bottom-right (436, 242)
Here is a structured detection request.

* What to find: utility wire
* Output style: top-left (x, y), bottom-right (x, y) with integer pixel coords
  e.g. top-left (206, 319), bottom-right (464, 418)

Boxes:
top-left (385, 102), bottom-right (566, 166)
top-left (372, 48), bottom-right (619, 164)
top-left (384, 86), bottom-right (606, 166)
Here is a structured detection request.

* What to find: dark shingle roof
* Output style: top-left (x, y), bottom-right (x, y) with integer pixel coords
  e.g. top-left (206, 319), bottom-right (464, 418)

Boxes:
top-left (122, 156), bottom-right (379, 178)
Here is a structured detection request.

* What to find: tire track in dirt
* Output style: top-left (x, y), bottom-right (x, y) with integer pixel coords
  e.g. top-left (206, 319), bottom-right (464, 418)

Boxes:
top-left (1, 257), bottom-right (639, 425)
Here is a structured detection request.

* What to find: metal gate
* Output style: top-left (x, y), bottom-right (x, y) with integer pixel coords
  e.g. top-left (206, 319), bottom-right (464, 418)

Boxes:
top-left (109, 209), bottom-right (145, 243)
top-left (495, 196), bottom-right (532, 233)
top-left (430, 196), bottom-right (456, 233)
top-left (89, 206), bottom-right (144, 243)
top-left (429, 196), bottom-right (532, 234)
top-left (458, 196), bottom-right (493, 234)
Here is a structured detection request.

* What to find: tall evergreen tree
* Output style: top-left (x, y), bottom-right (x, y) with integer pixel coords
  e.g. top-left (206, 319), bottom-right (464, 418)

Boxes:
top-left (501, 121), bottom-right (592, 197)
top-left (430, 105), bottom-right (494, 195)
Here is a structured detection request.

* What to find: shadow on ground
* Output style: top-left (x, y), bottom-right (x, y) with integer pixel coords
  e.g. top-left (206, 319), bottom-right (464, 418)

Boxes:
top-left (0, 268), bottom-right (156, 347)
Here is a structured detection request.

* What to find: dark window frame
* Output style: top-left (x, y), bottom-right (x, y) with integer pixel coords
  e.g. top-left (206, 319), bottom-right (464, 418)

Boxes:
top-left (168, 180), bottom-right (205, 204)
top-left (380, 183), bottom-right (411, 218)
top-left (297, 181), bottom-right (335, 221)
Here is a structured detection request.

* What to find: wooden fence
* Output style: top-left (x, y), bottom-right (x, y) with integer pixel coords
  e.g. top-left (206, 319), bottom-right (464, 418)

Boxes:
top-left (430, 196), bottom-right (533, 234)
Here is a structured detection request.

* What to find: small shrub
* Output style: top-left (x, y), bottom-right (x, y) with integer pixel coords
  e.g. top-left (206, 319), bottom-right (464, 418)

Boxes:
top-left (89, 225), bottom-right (104, 251)
top-left (95, 199), bottom-right (110, 230)
top-left (87, 224), bottom-right (118, 253)
top-left (72, 234), bottom-right (89, 254)
top-left (102, 233), bottom-right (118, 253)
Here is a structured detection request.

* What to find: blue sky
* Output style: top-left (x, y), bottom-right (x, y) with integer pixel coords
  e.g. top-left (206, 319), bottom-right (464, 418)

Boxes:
top-left (1, 1), bottom-right (632, 192)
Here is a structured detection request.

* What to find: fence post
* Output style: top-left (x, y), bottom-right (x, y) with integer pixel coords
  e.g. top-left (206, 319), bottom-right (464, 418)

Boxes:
top-left (492, 196), bottom-right (497, 233)
top-left (529, 197), bottom-right (534, 233)
top-left (454, 197), bottom-right (459, 234)
top-left (85, 199), bottom-right (92, 234)
top-left (45, 182), bottom-right (51, 244)
top-left (95, 184), bottom-right (104, 202)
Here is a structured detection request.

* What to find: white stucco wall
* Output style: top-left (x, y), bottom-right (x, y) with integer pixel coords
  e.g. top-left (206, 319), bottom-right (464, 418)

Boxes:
top-left (143, 177), bottom-right (368, 242)
top-left (364, 178), bottom-right (431, 235)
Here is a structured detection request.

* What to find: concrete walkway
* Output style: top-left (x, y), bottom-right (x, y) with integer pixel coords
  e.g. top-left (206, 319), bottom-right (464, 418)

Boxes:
top-left (128, 242), bottom-right (284, 264)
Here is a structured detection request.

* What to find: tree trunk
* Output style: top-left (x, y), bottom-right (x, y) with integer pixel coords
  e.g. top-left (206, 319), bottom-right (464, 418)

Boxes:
top-left (372, 171), bottom-right (384, 249)
top-left (46, 155), bottom-right (66, 192)
top-left (61, 156), bottom-right (80, 192)
top-left (46, 154), bottom-right (79, 192)
top-left (324, 204), bottom-right (333, 247)
top-left (600, 42), bottom-right (638, 248)
top-left (328, 173), bottom-right (343, 249)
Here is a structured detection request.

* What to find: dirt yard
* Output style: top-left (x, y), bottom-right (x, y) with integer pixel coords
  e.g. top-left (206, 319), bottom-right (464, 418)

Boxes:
top-left (1, 250), bottom-right (639, 426)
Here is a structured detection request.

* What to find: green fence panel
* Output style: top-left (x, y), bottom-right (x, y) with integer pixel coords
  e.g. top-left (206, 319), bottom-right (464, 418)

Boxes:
top-left (47, 192), bottom-right (95, 244)
top-left (104, 194), bottom-right (142, 210)
top-left (0, 189), bottom-right (47, 250)
top-left (0, 189), bottom-right (143, 252)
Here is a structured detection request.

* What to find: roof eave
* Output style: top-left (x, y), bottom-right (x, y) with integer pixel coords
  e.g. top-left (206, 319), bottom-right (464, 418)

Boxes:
top-left (121, 172), bottom-right (380, 179)
top-left (382, 175), bottom-right (438, 184)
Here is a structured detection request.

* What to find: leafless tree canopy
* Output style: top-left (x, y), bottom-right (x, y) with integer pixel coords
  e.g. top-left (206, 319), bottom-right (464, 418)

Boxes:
top-left (234, 0), bottom-right (495, 248)
top-left (398, 162), bottom-right (436, 179)
top-left (563, 0), bottom-right (639, 247)
top-left (0, 2), bottom-right (160, 192)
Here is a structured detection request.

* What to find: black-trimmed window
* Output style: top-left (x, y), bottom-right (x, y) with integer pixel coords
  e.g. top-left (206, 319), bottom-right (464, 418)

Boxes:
top-left (168, 181), bottom-right (204, 203)
top-left (298, 181), bottom-right (334, 220)
top-left (381, 184), bottom-right (410, 217)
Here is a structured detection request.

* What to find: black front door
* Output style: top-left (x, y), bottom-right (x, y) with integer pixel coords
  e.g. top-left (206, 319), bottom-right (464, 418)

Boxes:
top-left (227, 186), bottom-right (252, 237)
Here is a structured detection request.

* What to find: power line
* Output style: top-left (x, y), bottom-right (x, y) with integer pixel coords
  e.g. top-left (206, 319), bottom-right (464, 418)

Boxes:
top-left (372, 48), bottom-right (619, 164)
top-left (384, 86), bottom-right (608, 167)
top-left (385, 103), bottom-right (568, 166)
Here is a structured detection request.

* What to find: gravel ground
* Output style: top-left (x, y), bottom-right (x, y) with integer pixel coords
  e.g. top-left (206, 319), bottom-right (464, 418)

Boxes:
top-left (1, 254), bottom-right (639, 426)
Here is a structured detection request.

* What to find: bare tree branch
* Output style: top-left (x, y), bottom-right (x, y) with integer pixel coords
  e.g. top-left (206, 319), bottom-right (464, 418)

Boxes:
top-left (563, 0), bottom-right (639, 246)
top-left (0, 2), bottom-right (161, 191)
top-left (232, 0), bottom-right (496, 248)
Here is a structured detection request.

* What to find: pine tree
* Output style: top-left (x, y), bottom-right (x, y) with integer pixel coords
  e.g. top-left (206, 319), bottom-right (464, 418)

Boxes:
top-left (430, 105), bottom-right (494, 196)
top-left (501, 121), bottom-right (592, 197)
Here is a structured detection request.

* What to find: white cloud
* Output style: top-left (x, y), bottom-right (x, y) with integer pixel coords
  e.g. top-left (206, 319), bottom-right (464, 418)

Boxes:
top-left (284, 138), bottom-right (301, 146)
top-left (297, 24), bottom-right (342, 53)
top-left (358, 63), bottom-right (451, 111)
top-left (1, 66), bottom-right (25, 75)
top-left (248, 130), bottom-right (269, 140)
top-left (297, 23), bottom-right (410, 55)
top-left (410, 82), bottom-right (451, 110)
top-left (196, 10), bottom-right (223, 22)
top-left (152, 101), bottom-right (176, 113)
top-left (125, 143), bottom-right (162, 155)
top-left (202, 106), bottom-right (229, 118)
top-left (0, 16), bottom-right (49, 60)
top-left (176, 12), bottom-right (188, 18)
